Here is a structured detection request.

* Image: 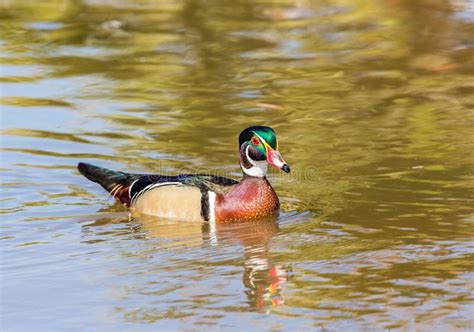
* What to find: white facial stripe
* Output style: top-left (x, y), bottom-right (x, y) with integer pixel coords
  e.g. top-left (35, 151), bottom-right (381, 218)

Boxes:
top-left (242, 145), bottom-right (267, 177)
top-left (245, 145), bottom-right (256, 166)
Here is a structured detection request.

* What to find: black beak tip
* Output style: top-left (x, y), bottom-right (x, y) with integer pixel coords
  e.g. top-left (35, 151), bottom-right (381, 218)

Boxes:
top-left (282, 164), bottom-right (290, 173)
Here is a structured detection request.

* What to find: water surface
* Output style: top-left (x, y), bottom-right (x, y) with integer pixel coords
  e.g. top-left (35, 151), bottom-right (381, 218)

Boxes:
top-left (1, 0), bottom-right (473, 330)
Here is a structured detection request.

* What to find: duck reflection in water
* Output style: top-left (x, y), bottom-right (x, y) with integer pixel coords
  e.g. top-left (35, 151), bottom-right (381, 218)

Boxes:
top-left (82, 210), bottom-right (288, 313)
top-left (139, 215), bottom-right (288, 312)
top-left (208, 219), bottom-right (288, 311)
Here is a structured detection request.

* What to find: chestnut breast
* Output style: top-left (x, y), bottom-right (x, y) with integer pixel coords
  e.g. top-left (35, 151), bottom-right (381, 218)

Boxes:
top-left (215, 177), bottom-right (279, 222)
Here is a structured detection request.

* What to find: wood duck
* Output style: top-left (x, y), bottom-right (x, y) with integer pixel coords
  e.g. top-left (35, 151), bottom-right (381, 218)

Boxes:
top-left (77, 126), bottom-right (290, 223)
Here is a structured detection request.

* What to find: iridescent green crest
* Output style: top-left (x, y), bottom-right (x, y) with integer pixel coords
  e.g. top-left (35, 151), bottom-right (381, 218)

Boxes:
top-left (239, 126), bottom-right (278, 150)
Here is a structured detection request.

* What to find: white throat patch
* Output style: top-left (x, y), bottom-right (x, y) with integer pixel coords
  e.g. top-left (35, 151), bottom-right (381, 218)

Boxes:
top-left (241, 146), bottom-right (268, 177)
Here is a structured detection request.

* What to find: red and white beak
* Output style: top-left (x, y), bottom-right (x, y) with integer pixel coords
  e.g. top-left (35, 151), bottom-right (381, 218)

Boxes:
top-left (267, 148), bottom-right (290, 173)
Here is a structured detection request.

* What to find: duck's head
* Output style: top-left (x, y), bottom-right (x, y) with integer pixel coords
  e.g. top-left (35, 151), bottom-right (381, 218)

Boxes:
top-left (239, 126), bottom-right (290, 177)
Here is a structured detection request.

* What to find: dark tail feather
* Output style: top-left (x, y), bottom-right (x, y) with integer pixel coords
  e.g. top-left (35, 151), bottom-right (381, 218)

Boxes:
top-left (78, 162), bottom-right (131, 192)
top-left (78, 162), bottom-right (140, 206)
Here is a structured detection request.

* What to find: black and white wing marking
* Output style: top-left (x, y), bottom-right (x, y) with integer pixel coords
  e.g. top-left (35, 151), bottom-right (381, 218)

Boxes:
top-left (129, 178), bottom-right (184, 206)
top-left (129, 173), bottom-right (237, 201)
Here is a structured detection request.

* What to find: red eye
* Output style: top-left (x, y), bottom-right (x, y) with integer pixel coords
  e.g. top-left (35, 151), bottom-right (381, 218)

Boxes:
top-left (251, 137), bottom-right (260, 145)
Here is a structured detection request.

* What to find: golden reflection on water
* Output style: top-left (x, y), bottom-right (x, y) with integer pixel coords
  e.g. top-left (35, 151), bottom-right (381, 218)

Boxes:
top-left (1, 0), bottom-right (473, 330)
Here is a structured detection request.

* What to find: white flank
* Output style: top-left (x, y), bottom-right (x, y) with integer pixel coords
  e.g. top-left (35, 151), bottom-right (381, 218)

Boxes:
top-left (208, 190), bottom-right (218, 246)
